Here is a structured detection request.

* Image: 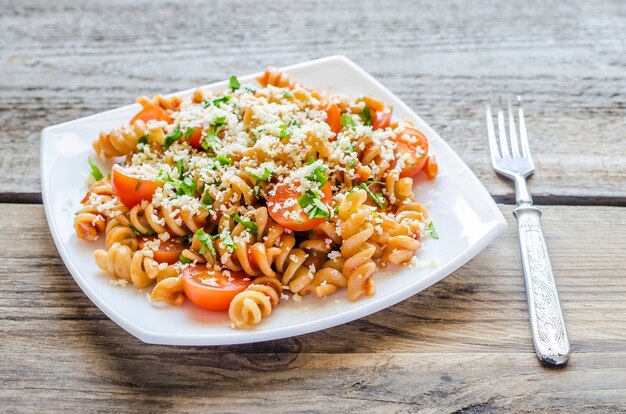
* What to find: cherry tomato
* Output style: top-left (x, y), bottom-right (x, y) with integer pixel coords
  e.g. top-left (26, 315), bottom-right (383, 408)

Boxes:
top-left (130, 103), bottom-right (172, 125)
top-left (395, 127), bottom-right (430, 178)
top-left (361, 96), bottom-right (392, 130)
top-left (372, 107), bottom-right (392, 130)
top-left (267, 181), bottom-right (332, 232)
top-left (111, 166), bottom-right (162, 208)
top-left (182, 265), bottom-right (251, 311)
top-left (138, 237), bottom-right (187, 264)
top-left (422, 155), bottom-right (438, 180)
top-left (187, 127), bottom-right (204, 149)
top-left (320, 100), bottom-right (342, 135)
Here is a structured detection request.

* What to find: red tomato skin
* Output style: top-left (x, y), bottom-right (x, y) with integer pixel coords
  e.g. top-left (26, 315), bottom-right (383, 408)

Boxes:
top-left (138, 237), bottom-right (186, 264)
top-left (372, 108), bottom-right (392, 130)
top-left (187, 127), bottom-right (203, 149)
top-left (395, 128), bottom-right (430, 178)
top-left (111, 166), bottom-right (162, 209)
top-left (182, 266), bottom-right (251, 311)
top-left (267, 181), bottom-right (332, 232)
top-left (130, 104), bottom-right (172, 125)
top-left (321, 101), bottom-right (342, 135)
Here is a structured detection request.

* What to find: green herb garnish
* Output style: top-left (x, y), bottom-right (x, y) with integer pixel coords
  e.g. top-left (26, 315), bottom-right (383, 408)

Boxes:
top-left (88, 158), bottom-right (104, 181)
top-left (359, 182), bottom-right (384, 209)
top-left (248, 167), bottom-right (272, 182)
top-left (179, 254), bottom-right (192, 264)
top-left (229, 75), bottom-right (241, 91)
top-left (216, 155), bottom-right (232, 165)
top-left (297, 191), bottom-right (330, 219)
top-left (426, 221), bottom-right (439, 239)
top-left (359, 106), bottom-right (372, 126)
top-left (163, 126), bottom-right (183, 149)
top-left (341, 113), bottom-right (357, 131)
top-left (231, 213), bottom-right (258, 237)
top-left (195, 228), bottom-right (216, 260)
top-left (219, 230), bottom-right (237, 250)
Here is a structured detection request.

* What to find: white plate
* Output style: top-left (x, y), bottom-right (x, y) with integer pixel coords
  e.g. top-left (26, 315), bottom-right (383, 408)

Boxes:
top-left (41, 55), bottom-right (506, 345)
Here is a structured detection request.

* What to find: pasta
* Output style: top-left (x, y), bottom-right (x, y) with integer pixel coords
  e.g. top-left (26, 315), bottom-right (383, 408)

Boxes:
top-left (75, 67), bottom-right (438, 329)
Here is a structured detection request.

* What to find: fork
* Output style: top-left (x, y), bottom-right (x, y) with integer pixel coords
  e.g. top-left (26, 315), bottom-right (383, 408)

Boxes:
top-left (486, 97), bottom-right (570, 366)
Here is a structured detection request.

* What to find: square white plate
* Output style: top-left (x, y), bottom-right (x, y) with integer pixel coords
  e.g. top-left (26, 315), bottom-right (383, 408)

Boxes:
top-left (41, 55), bottom-right (506, 345)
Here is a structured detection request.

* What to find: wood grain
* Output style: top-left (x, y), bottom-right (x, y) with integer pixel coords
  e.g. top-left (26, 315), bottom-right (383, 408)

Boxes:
top-left (1, 0), bottom-right (625, 204)
top-left (1, 203), bottom-right (625, 412)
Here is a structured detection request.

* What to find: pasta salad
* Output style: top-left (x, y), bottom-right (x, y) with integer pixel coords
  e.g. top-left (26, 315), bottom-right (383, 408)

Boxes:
top-left (74, 68), bottom-right (438, 329)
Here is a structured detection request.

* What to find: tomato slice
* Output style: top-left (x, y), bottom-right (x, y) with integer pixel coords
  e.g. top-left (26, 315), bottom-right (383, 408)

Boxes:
top-left (320, 100), bottom-right (342, 135)
top-left (187, 127), bottom-right (204, 149)
top-left (267, 181), bottom-right (332, 232)
top-left (111, 165), bottom-right (162, 208)
top-left (130, 103), bottom-right (172, 125)
top-left (138, 236), bottom-right (187, 264)
top-left (182, 265), bottom-right (251, 311)
top-left (360, 96), bottom-right (392, 130)
top-left (422, 155), bottom-right (438, 180)
top-left (372, 107), bottom-right (392, 130)
top-left (394, 127), bottom-right (429, 178)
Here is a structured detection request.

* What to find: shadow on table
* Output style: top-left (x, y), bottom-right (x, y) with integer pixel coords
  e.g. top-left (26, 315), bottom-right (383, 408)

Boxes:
top-left (66, 268), bottom-right (508, 395)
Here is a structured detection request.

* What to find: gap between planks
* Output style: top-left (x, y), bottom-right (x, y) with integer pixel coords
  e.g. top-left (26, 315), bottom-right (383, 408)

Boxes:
top-left (1, 193), bottom-right (625, 207)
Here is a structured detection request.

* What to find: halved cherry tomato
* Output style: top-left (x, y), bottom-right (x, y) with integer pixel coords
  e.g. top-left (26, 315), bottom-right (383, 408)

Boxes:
top-left (182, 265), bottom-right (251, 311)
top-left (372, 106), bottom-right (392, 130)
top-left (395, 127), bottom-right (430, 178)
top-left (138, 236), bottom-right (187, 264)
top-left (422, 155), bottom-right (438, 180)
top-left (361, 96), bottom-right (392, 130)
top-left (111, 165), bottom-right (162, 208)
top-left (320, 100), bottom-right (342, 135)
top-left (187, 127), bottom-right (204, 149)
top-left (267, 181), bottom-right (332, 232)
top-left (130, 103), bottom-right (172, 125)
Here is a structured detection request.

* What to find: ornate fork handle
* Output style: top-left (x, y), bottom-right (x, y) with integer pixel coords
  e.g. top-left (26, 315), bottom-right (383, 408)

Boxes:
top-left (514, 204), bottom-right (570, 365)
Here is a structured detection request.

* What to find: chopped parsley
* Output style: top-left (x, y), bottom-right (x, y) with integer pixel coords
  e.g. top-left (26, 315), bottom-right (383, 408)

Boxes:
top-left (88, 158), bottom-right (104, 181)
top-left (195, 228), bottom-right (216, 260)
top-left (232, 213), bottom-right (258, 237)
top-left (306, 159), bottom-right (328, 186)
top-left (297, 191), bottom-right (330, 219)
top-left (184, 127), bottom-right (197, 140)
top-left (341, 113), bottom-right (357, 131)
top-left (176, 158), bottom-right (186, 180)
top-left (179, 254), bottom-right (192, 264)
top-left (137, 135), bottom-right (148, 145)
top-left (346, 159), bottom-right (356, 169)
top-left (201, 191), bottom-right (214, 207)
top-left (163, 126), bottom-right (183, 149)
top-left (216, 155), bottom-right (232, 165)
top-left (248, 166), bottom-right (272, 182)
top-left (155, 170), bottom-right (197, 196)
top-left (204, 95), bottom-right (231, 108)
top-left (426, 221), bottom-right (439, 239)
top-left (219, 230), bottom-right (237, 250)
top-left (201, 117), bottom-right (226, 151)
top-left (134, 181), bottom-right (142, 192)
top-left (278, 120), bottom-right (299, 140)
top-left (359, 106), bottom-right (372, 126)
top-left (129, 226), bottom-right (155, 236)
top-left (359, 182), bottom-right (384, 209)
top-left (229, 75), bottom-right (241, 91)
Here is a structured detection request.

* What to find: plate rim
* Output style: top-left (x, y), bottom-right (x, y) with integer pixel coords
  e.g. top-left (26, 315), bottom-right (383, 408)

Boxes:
top-left (41, 55), bottom-right (506, 345)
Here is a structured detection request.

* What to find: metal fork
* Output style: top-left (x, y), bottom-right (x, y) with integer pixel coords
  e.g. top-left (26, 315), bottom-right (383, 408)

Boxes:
top-left (486, 97), bottom-right (570, 366)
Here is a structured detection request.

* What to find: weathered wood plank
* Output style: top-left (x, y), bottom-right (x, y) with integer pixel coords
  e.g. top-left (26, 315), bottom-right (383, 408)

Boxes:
top-left (0, 0), bottom-right (625, 202)
top-left (1, 203), bottom-right (625, 412)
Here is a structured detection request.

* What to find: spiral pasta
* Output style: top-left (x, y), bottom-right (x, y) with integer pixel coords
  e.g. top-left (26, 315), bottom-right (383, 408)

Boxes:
top-left (76, 68), bottom-right (438, 330)
top-left (228, 276), bottom-right (283, 328)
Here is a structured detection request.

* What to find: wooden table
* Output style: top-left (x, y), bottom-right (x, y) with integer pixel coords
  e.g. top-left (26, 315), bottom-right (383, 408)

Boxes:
top-left (2, 0), bottom-right (625, 412)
